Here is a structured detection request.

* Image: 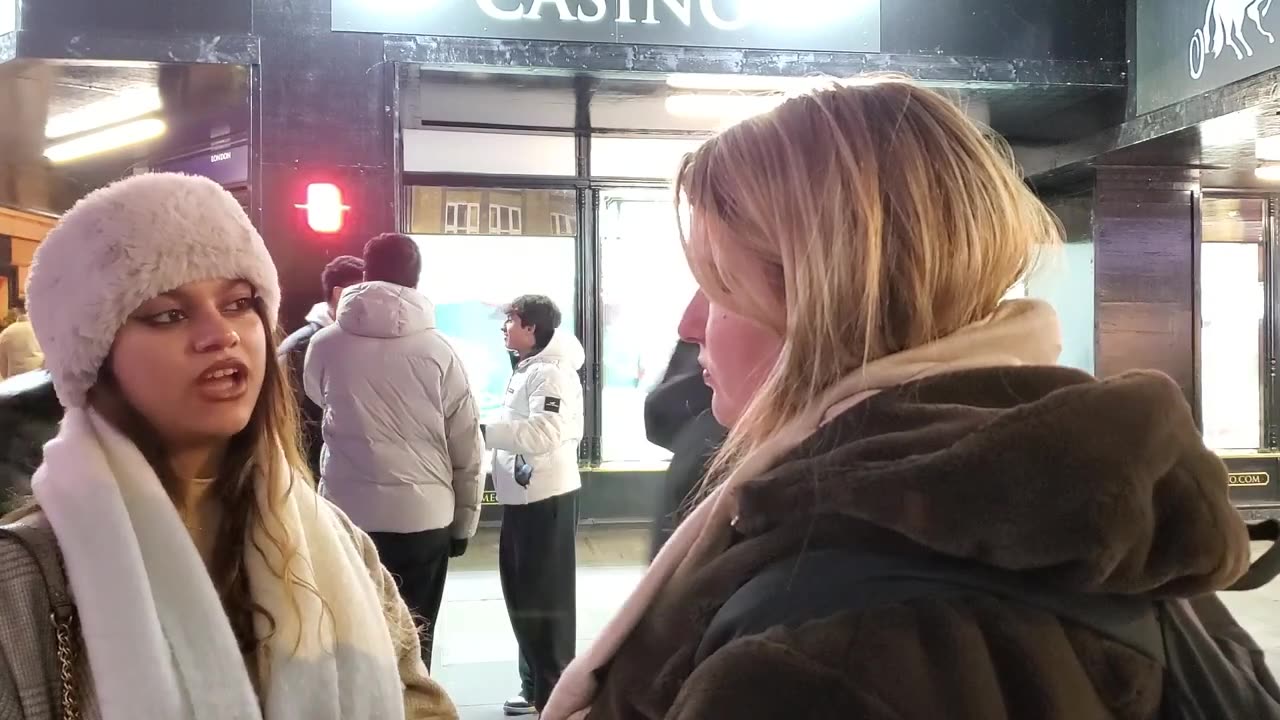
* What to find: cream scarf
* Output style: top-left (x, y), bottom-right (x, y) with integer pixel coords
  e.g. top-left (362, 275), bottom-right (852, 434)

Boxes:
top-left (543, 298), bottom-right (1063, 720)
top-left (32, 407), bottom-right (405, 720)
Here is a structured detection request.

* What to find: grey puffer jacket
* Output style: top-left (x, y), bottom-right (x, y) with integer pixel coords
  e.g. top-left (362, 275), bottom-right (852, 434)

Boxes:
top-left (304, 282), bottom-right (485, 538)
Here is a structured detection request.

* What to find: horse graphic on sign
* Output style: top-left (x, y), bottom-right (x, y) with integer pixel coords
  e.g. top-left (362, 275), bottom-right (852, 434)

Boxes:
top-left (1189, 0), bottom-right (1275, 79)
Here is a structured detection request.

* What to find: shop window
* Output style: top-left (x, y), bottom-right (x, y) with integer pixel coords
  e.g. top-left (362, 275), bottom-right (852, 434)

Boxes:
top-left (599, 187), bottom-right (699, 465)
top-left (489, 204), bottom-right (523, 235)
top-left (445, 202), bottom-right (480, 234)
top-left (1200, 197), bottom-right (1266, 452)
top-left (406, 187), bottom-right (579, 426)
top-left (551, 212), bottom-right (576, 236)
top-left (591, 135), bottom-right (708, 180)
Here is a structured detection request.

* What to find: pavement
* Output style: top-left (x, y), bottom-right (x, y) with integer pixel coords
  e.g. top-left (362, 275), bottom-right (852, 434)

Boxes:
top-left (433, 526), bottom-right (648, 719)
top-left (432, 528), bottom-right (1280, 719)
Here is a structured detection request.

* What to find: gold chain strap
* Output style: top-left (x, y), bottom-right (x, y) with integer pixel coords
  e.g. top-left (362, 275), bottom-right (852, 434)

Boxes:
top-left (52, 609), bottom-right (81, 720)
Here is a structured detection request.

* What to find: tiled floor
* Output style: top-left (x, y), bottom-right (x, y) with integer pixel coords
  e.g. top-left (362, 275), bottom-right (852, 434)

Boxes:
top-left (432, 528), bottom-right (1280, 718)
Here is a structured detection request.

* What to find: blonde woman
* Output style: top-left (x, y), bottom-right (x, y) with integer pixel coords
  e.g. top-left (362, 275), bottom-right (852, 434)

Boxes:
top-left (544, 78), bottom-right (1254, 719)
top-left (0, 173), bottom-right (457, 720)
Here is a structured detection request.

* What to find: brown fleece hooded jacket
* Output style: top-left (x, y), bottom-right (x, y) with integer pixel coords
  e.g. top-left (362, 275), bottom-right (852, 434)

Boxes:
top-left (587, 366), bottom-right (1253, 720)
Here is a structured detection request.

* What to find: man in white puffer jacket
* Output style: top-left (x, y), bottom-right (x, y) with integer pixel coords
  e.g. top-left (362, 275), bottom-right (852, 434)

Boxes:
top-left (304, 233), bottom-right (484, 670)
top-left (485, 294), bottom-right (583, 716)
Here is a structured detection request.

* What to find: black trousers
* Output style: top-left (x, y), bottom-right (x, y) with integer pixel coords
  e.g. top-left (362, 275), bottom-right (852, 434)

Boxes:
top-left (500, 490), bottom-right (579, 710)
top-left (369, 526), bottom-right (452, 669)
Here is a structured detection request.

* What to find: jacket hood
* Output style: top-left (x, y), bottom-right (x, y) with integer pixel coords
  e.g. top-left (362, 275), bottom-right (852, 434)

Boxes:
top-left (734, 366), bottom-right (1251, 598)
top-left (335, 282), bottom-right (435, 339)
top-left (304, 301), bottom-right (334, 329)
top-left (523, 329), bottom-right (585, 371)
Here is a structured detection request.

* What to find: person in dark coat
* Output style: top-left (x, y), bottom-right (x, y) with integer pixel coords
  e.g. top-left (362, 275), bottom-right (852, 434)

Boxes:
top-left (543, 78), bottom-right (1258, 720)
top-left (0, 370), bottom-right (61, 514)
top-left (643, 339), bottom-right (724, 559)
top-left (279, 255), bottom-right (364, 479)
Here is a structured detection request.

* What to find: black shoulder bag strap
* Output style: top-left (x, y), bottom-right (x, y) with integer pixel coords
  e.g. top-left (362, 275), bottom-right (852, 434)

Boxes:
top-left (699, 546), bottom-right (1166, 667)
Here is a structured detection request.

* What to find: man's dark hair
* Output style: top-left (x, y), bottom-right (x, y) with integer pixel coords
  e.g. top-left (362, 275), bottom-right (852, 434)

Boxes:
top-left (506, 295), bottom-right (562, 350)
top-left (11, 297), bottom-right (24, 313)
top-left (320, 255), bottom-right (365, 298)
top-left (363, 233), bottom-right (422, 288)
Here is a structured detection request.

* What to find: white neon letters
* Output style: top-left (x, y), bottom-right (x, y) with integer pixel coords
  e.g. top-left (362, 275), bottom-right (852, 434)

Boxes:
top-left (476, 0), bottom-right (525, 21)
top-left (700, 0), bottom-right (749, 30)
top-left (645, 0), bottom-right (692, 26)
top-left (473, 0), bottom-right (753, 30)
top-left (578, 0), bottom-right (607, 22)
top-left (524, 0), bottom-right (576, 20)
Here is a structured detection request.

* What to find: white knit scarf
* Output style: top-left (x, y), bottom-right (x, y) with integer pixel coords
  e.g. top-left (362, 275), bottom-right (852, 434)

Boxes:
top-left (32, 407), bottom-right (405, 720)
top-left (542, 298), bottom-right (1063, 720)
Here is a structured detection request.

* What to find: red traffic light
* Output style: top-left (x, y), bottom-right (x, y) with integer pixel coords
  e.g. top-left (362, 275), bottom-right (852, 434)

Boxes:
top-left (296, 183), bottom-right (349, 234)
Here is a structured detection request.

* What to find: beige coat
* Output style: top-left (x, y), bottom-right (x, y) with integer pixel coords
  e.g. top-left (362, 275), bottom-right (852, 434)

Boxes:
top-left (0, 319), bottom-right (43, 379)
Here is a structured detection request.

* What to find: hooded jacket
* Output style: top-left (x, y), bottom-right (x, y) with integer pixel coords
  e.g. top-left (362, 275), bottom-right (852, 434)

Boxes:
top-left (643, 340), bottom-right (723, 558)
top-left (279, 302), bottom-right (334, 479)
top-left (487, 329), bottom-right (585, 505)
top-left (304, 282), bottom-right (484, 538)
top-left (586, 366), bottom-right (1253, 720)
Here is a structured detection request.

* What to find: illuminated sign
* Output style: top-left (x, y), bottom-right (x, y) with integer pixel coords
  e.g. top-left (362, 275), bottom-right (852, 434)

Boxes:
top-left (332, 0), bottom-right (880, 54)
top-left (483, 490), bottom-right (499, 505)
top-left (1228, 471), bottom-right (1270, 487)
top-left (1137, 0), bottom-right (1280, 114)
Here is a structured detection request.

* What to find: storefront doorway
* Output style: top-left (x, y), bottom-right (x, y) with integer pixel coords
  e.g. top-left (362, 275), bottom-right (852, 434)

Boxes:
top-left (1199, 194), bottom-right (1280, 507)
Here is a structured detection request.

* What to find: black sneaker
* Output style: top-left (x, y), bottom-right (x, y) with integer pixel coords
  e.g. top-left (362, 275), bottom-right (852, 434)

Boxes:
top-left (503, 695), bottom-right (537, 716)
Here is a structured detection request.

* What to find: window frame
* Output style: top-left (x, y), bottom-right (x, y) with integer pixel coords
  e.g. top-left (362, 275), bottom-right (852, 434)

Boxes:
top-left (1197, 191), bottom-right (1280, 453)
top-left (444, 201), bottom-right (481, 234)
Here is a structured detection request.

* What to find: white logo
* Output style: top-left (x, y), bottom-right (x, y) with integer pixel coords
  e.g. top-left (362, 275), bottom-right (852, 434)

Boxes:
top-left (1190, 0), bottom-right (1275, 79)
top-left (210, 151), bottom-right (232, 162)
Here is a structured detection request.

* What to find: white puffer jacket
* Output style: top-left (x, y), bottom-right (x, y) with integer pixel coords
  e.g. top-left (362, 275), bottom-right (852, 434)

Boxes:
top-left (304, 282), bottom-right (485, 537)
top-left (487, 329), bottom-right (585, 505)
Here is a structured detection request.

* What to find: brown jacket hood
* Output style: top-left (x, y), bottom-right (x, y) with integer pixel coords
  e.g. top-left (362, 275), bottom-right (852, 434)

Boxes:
top-left (735, 365), bottom-right (1252, 597)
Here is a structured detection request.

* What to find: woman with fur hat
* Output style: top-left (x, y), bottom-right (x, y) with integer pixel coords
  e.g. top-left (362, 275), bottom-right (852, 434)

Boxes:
top-left (0, 173), bottom-right (458, 720)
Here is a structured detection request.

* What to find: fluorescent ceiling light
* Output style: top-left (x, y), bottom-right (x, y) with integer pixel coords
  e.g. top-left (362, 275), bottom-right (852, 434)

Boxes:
top-left (44, 118), bottom-right (167, 164)
top-left (1200, 111), bottom-right (1257, 149)
top-left (665, 94), bottom-right (789, 125)
top-left (1255, 163), bottom-right (1280, 182)
top-left (1257, 135), bottom-right (1280, 161)
top-left (666, 74), bottom-right (824, 92)
top-left (45, 86), bottom-right (163, 139)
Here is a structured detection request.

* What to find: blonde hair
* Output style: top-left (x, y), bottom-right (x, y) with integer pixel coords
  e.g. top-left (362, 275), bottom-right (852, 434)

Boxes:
top-left (677, 75), bottom-right (1062, 486)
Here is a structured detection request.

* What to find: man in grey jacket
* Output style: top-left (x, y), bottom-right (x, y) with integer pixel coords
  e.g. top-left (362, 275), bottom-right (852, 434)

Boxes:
top-left (304, 232), bottom-right (484, 667)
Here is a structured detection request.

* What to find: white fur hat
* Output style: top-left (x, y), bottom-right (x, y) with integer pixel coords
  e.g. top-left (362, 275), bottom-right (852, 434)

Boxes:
top-left (26, 173), bottom-right (280, 409)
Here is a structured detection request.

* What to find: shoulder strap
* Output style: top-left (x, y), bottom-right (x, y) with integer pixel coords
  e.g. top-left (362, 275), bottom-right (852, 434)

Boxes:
top-left (0, 516), bottom-right (81, 719)
top-left (700, 547), bottom-right (1165, 667)
top-left (0, 517), bottom-right (72, 615)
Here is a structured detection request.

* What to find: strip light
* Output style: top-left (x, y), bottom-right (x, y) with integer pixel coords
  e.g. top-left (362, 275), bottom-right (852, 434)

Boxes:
top-left (44, 118), bottom-right (167, 164)
top-left (1255, 163), bottom-right (1280, 182)
top-left (45, 86), bottom-right (163, 139)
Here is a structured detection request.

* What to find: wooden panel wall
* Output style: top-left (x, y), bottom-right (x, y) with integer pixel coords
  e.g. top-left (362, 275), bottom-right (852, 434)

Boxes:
top-left (1093, 167), bottom-right (1199, 410)
top-left (0, 206), bottom-right (56, 298)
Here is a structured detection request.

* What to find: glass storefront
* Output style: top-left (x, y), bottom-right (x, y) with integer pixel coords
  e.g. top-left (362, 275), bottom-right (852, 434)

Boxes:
top-left (599, 187), bottom-right (697, 464)
top-left (1200, 197), bottom-right (1268, 452)
top-left (407, 187), bottom-right (579, 424)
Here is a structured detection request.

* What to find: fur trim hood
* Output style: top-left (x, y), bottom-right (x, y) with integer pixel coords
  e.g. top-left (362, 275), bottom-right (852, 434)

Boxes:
top-left (26, 173), bottom-right (280, 409)
top-left (736, 365), bottom-right (1251, 595)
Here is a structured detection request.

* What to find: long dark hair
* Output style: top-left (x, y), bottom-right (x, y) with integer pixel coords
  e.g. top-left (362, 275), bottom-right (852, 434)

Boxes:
top-left (90, 298), bottom-right (314, 657)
